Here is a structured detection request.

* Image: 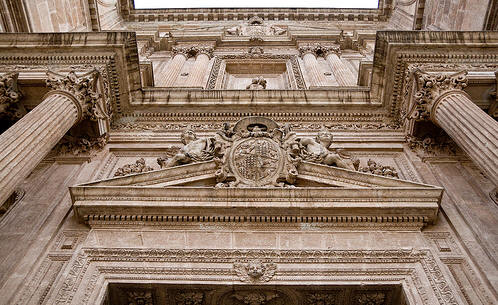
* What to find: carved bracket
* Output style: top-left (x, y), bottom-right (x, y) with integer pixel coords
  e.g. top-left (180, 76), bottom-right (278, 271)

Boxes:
top-left (0, 72), bottom-right (25, 120)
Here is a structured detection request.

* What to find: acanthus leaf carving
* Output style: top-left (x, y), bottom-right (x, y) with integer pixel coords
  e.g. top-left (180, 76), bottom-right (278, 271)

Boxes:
top-left (46, 70), bottom-right (106, 122)
top-left (0, 72), bottom-right (26, 120)
top-left (407, 69), bottom-right (468, 121)
top-left (358, 159), bottom-right (399, 178)
top-left (127, 290), bottom-right (154, 305)
top-left (356, 291), bottom-right (386, 305)
top-left (52, 133), bottom-right (108, 157)
top-left (175, 291), bottom-right (204, 305)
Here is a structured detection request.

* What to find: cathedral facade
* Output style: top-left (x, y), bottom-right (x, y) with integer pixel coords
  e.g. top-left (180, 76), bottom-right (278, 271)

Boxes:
top-left (0, 1), bottom-right (497, 304)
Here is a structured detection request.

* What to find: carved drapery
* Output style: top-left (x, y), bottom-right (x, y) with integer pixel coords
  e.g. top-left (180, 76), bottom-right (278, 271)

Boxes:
top-left (410, 70), bottom-right (498, 185)
top-left (0, 71), bottom-right (101, 205)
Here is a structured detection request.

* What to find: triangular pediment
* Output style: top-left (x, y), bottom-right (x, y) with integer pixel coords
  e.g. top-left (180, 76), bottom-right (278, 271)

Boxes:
top-left (71, 160), bottom-right (442, 229)
top-left (71, 117), bottom-right (442, 229)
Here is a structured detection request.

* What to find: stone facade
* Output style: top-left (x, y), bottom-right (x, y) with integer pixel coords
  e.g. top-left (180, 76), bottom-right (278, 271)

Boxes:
top-left (0, 1), bottom-right (497, 305)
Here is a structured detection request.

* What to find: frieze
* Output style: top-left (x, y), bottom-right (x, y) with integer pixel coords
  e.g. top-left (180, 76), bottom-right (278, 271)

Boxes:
top-left (111, 121), bottom-right (399, 132)
top-left (127, 290), bottom-right (154, 305)
top-left (356, 291), bottom-right (386, 305)
top-left (37, 247), bottom-right (467, 305)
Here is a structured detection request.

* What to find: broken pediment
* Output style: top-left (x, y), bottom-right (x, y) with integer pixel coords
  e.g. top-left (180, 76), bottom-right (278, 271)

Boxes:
top-left (70, 117), bottom-right (442, 229)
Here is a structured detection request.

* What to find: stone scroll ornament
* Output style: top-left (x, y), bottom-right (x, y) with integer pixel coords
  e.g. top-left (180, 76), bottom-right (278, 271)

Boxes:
top-left (406, 69), bottom-right (468, 121)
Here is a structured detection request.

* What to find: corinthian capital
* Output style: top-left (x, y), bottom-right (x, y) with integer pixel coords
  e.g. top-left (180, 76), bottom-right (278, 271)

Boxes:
top-left (46, 70), bottom-right (104, 122)
top-left (0, 72), bottom-right (25, 120)
top-left (189, 46), bottom-right (214, 59)
top-left (408, 69), bottom-right (468, 121)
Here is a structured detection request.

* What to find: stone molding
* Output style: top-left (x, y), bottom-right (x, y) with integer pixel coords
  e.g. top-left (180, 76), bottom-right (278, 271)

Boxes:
top-left (36, 247), bottom-right (468, 305)
top-left (206, 54), bottom-right (305, 89)
top-left (118, 0), bottom-right (393, 23)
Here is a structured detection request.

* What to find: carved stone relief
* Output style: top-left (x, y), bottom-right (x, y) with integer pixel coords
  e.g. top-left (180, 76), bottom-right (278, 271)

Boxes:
top-left (225, 16), bottom-right (287, 39)
top-left (234, 260), bottom-right (277, 283)
top-left (114, 158), bottom-right (154, 177)
top-left (406, 131), bottom-right (461, 160)
top-left (0, 72), bottom-right (25, 121)
top-left (358, 159), bottom-right (399, 178)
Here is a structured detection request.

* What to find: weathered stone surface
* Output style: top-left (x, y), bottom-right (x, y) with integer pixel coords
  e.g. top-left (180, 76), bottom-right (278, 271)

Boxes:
top-left (0, 3), bottom-right (497, 305)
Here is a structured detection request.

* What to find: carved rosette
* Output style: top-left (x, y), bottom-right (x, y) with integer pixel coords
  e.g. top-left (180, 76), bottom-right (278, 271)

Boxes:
top-left (46, 70), bottom-right (106, 122)
top-left (409, 70), bottom-right (468, 121)
top-left (0, 72), bottom-right (25, 120)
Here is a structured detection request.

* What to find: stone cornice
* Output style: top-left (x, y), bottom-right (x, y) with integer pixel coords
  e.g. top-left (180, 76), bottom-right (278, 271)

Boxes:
top-left (119, 0), bottom-right (394, 23)
top-left (370, 31), bottom-right (498, 125)
top-left (0, 32), bottom-right (141, 115)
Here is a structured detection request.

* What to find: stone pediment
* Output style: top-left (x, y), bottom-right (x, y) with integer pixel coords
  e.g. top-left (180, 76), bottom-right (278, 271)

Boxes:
top-left (71, 117), bottom-right (442, 229)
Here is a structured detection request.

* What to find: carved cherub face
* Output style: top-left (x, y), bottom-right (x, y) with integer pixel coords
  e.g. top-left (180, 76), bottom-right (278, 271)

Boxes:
top-left (181, 129), bottom-right (197, 144)
top-left (246, 261), bottom-right (265, 278)
top-left (316, 128), bottom-right (333, 147)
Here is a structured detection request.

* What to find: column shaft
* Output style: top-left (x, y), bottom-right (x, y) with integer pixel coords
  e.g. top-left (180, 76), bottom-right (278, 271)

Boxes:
top-left (434, 92), bottom-right (498, 185)
top-left (0, 93), bottom-right (79, 204)
top-left (326, 53), bottom-right (357, 86)
top-left (162, 53), bottom-right (187, 87)
top-left (302, 53), bottom-right (327, 88)
top-left (184, 53), bottom-right (210, 88)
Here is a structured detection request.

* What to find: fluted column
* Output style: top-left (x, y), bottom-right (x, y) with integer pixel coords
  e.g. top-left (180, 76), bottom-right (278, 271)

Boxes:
top-left (325, 48), bottom-right (357, 86)
top-left (299, 47), bottom-right (328, 88)
top-left (162, 47), bottom-right (188, 87)
top-left (184, 47), bottom-right (213, 88)
top-left (412, 70), bottom-right (498, 185)
top-left (0, 70), bottom-right (102, 204)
